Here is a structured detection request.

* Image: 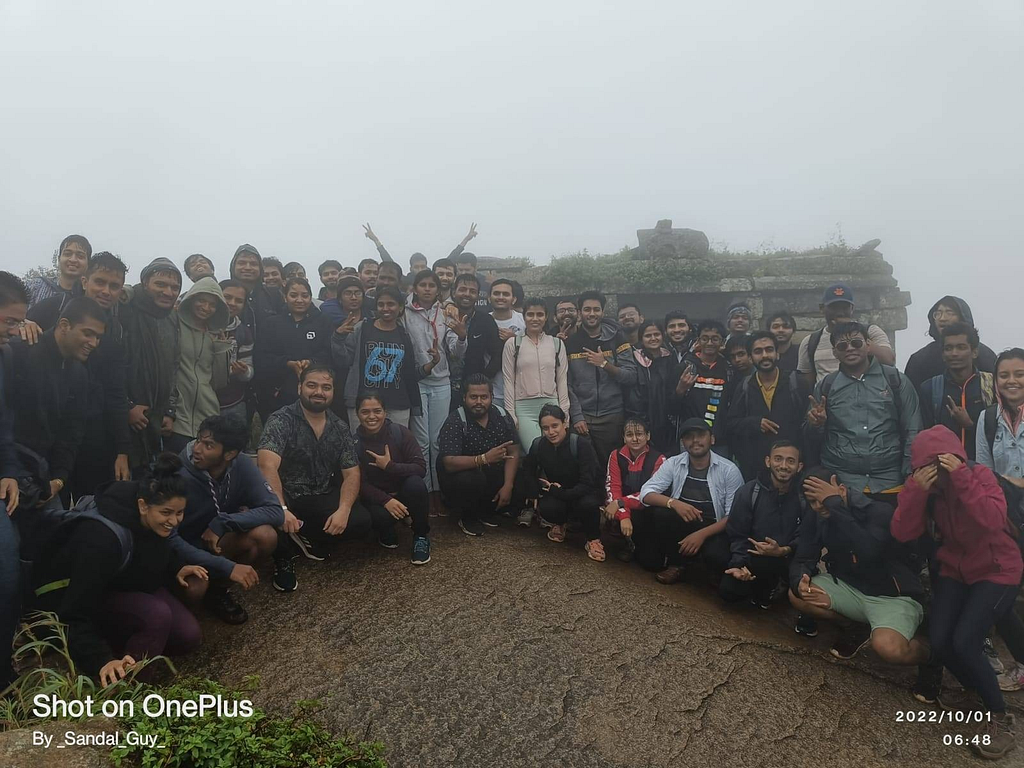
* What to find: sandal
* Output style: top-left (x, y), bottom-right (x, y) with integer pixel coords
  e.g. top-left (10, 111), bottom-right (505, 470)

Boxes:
top-left (585, 539), bottom-right (606, 562)
top-left (547, 524), bottom-right (566, 543)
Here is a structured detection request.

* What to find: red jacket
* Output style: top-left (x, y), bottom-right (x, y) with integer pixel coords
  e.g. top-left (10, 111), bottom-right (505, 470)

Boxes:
top-left (605, 446), bottom-right (665, 520)
top-left (891, 425), bottom-right (1022, 586)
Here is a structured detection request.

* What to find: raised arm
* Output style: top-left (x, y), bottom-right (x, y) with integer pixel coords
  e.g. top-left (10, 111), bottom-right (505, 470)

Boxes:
top-left (363, 223), bottom-right (395, 263)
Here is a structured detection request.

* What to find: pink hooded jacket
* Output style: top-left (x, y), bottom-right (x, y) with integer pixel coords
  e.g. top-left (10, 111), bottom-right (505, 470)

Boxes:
top-left (891, 425), bottom-right (1022, 585)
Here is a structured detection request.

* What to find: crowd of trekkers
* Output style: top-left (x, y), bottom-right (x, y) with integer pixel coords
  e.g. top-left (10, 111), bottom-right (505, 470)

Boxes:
top-left (1, 227), bottom-right (1022, 759)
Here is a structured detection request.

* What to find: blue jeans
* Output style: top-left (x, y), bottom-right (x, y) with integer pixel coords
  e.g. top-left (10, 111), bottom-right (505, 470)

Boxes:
top-left (0, 504), bottom-right (21, 687)
top-left (411, 381), bottom-right (451, 493)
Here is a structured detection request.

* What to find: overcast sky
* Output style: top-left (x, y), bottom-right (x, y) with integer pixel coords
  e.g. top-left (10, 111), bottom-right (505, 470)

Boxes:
top-left (1, 1), bottom-right (1020, 362)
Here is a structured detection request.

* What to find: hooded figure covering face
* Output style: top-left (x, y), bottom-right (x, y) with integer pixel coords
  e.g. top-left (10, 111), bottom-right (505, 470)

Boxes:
top-left (904, 296), bottom-right (997, 387)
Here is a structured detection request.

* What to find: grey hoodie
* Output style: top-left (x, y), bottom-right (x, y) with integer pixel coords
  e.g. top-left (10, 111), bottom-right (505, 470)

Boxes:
top-left (564, 317), bottom-right (637, 424)
top-left (173, 277), bottom-right (232, 437)
top-left (402, 294), bottom-right (467, 384)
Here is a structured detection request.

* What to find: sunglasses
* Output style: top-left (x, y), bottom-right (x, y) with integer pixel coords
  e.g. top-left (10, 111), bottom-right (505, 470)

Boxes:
top-left (834, 338), bottom-right (865, 352)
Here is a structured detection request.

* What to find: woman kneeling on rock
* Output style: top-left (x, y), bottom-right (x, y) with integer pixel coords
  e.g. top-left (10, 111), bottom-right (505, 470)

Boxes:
top-left (524, 404), bottom-right (605, 562)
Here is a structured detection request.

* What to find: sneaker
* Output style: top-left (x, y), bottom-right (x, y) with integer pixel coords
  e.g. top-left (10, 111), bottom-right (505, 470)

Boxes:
top-left (203, 586), bottom-right (248, 625)
top-left (479, 512), bottom-right (500, 528)
top-left (974, 712), bottom-right (1016, 760)
top-left (768, 579), bottom-right (788, 604)
top-left (830, 624), bottom-right (871, 660)
top-left (459, 518), bottom-right (484, 537)
top-left (912, 663), bottom-right (945, 706)
top-left (517, 508), bottom-right (533, 527)
top-left (998, 662), bottom-right (1024, 692)
top-left (656, 565), bottom-right (684, 585)
top-left (411, 536), bottom-right (431, 565)
top-left (794, 613), bottom-right (818, 638)
top-left (378, 526), bottom-right (399, 549)
top-left (289, 531), bottom-right (328, 562)
top-left (616, 537), bottom-right (635, 563)
top-left (273, 557), bottom-right (298, 593)
top-left (984, 637), bottom-right (1005, 674)
top-left (751, 595), bottom-right (772, 610)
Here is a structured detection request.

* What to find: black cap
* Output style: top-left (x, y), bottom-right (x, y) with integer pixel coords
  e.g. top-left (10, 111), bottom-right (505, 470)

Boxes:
top-left (679, 417), bottom-right (712, 435)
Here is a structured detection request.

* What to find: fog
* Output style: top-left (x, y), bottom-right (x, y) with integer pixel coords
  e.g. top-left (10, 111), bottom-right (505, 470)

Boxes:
top-left (1, 0), bottom-right (1021, 362)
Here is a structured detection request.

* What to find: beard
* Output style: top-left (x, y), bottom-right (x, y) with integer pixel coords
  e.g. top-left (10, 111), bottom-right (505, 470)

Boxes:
top-left (300, 395), bottom-right (331, 413)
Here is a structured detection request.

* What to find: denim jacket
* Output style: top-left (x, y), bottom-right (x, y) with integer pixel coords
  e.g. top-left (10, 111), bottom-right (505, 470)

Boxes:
top-left (638, 450), bottom-right (743, 521)
top-left (976, 405), bottom-right (1024, 479)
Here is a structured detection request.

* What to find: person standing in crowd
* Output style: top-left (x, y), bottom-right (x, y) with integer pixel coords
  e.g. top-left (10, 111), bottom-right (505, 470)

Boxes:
top-left (603, 418), bottom-right (666, 560)
top-left (677, 320), bottom-right (730, 455)
top-left (797, 284), bottom-right (894, 389)
top-left (489, 279), bottom-right (525, 404)
top-left (253, 277), bottom-right (333, 419)
top-left (628, 320), bottom-right (684, 456)
top-left (357, 258), bottom-right (379, 296)
top-left (553, 299), bottom-right (579, 340)
top-left (167, 277), bottom-right (232, 453)
top-left (409, 253), bottom-right (428, 275)
top-left (332, 286), bottom-right (421, 432)
top-left (720, 441), bottom-right (803, 608)
top-left (905, 296), bottom-right (997, 388)
top-left (28, 454), bottom-right (217, 686)
top-left (320, 274), bottom-right (368, 328)
top-left (918, 323), bottom-right (994, 460)
top-left (453, 253), bottom-right (491, 309)
top-left (26, 252), bottom-right (131, 495)
top-left (523, 404), bottom-right (605, 561)
top-left (565, 290), bottom-right (637, 467)
top-left (637, 418), bottom-right (741, 585)
top-left (437, 374), bottom-right (519, 536)
top-left (448, 273), bottom-right (502, 407)
top-left (766, 311), bottom-right (799, 373)
top-left (726, 331), bottom-right (805, 481)
top-left (353, 393), bottom-right (431, 565)
top-left (664, 310), bottom-right (694, 363)
top-left (121, 258), bottom-right (182, 471)
top-left (617, 303), bottom-right (644, 349)
top-left (724, 334), bottom-right (752, 381)
top-left (258, 366), bottom-right (387, 592)
top-left (0, 272), bottom-right (29, 691)
top-left (405, 269), bottom-right (467, 515)
top-left (362, 222), bottom-right (477, 274)
top-left (725, 304), bottom-right (751, 339)
top-left (176, 416), bottom-right (276, 624)
top-left (229, 244), bottom-right (280, 338)
top-left (432, 258), bottom-right (456, 304)
top-left (502, 298), bottom-right (569, 451)
top-left (317, 260), bottom-right (342, 303)
top-left (216, 279), bottom-right (255, 424)
top-left (788, 467), bottom-right (928, 665)
top-left (262, 258), bottom-right (284, 294)
top-left (283, 262), bottom-right (306, 280)
top-left (376, 262), bottom-right (403, 293)
top-left (892, 426), bottom-right (1021, 759)
top-left (183, 254), bottom-right (215, 283)
top-left (805, 321), bottom-right (921, 506)
top-left (25, 234), bottom-right (90, 306)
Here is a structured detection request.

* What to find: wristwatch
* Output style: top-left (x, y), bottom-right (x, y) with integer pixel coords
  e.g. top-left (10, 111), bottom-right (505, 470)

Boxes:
top-left (600, 359), bottom-right (609, 369)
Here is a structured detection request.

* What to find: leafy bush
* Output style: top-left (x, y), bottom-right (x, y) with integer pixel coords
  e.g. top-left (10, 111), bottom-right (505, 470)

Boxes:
top-left (545, 248), bottom-right (719, 292)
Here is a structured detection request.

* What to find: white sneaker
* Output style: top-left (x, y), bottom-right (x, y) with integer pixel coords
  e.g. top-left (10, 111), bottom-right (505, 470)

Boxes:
top-left (998, 662), bottom-right (1024, 692)
top-left (984, 638), bottom-right (1005, 674)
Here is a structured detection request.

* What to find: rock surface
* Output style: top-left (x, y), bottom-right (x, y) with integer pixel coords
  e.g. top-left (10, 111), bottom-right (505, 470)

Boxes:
top-left (179, 522), bottom-right (1015, 768)
top-left (636, 220), bottom-right (711, 260)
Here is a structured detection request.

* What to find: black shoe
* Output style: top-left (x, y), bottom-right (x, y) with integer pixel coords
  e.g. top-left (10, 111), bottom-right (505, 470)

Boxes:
top-left (830, 624), bottom-right (871, 660)
top-left (378, 526), bottom-right (399, 549)
top-left (289, 531), bottom-right (328, 561)
top-left (913, 663), bottom-right (945, 706)
top-left (273, 557), bottom-right (298, 592)
top-left (479, 512), bottom-right (500, 528)
top-left (751, 595), bottom-right (772, 610)
top-left (794, 613), bottom-right (819, 638)
top-left (616, 537), bottom-right (635, 563)
top-left (204, 586), bottom-right (248, 625)
top-left (459, 518), bottom-right (485, 537)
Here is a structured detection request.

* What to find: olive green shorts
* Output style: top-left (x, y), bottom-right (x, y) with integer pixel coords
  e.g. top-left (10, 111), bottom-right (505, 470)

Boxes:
top-left (811, 575), bottom-right (924, 641)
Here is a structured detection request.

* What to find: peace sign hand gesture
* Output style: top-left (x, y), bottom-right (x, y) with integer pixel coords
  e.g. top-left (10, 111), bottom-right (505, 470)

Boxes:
top-left (807, 395), bottom-right (827, 427)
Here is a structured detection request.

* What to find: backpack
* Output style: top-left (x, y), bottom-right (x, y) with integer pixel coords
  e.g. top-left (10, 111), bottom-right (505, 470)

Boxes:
top-left (511, 335), bottom-right (563, 394)
top-left (749, 481), bottom-right (807, 527)
top-left (983, 405), bottom-right (1001, 455)
top-left (456, 403), bottom-right (510, 426)
top-left (819, 363), bottom-right (905, 428)
top-left (926, 371), bottom-right (995, 422)
top-left (734, 369), bottom-right (805, 420)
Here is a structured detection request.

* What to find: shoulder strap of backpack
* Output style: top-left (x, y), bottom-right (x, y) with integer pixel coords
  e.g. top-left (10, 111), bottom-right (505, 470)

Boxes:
top-left (568, 432), bottom-right (579, 460)
top-left (980, 371), bottom-right (995, 406)
top-left (554, 337), bottom-right (563, 369)
top-left (787, 370), bottom-right (804, 413)
top-left (926, 374), bottom-right (944, 420)
top-left (819, 370), bottom-right (839, 401)
top-left (807, 328), bottom-right (824, 367)
top-left (641, 448), bottom-right (659, 479)
top-left (457, 406), bottom-right (467, 425)
top-left (984, 406), bottom-right (998, 453)
top-left (529, 436), bottom-right (543, 456)
top-left (750, 481), bottom-right (762, 510)
top-left (881, 364), bottom-right (904, 425)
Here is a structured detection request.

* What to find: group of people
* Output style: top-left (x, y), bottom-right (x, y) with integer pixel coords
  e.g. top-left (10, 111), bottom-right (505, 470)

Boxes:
top-left (1, 228), bottom-right (1022, 760)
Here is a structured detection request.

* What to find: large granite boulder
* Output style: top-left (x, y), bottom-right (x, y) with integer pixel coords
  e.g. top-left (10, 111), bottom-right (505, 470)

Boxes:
top-left (636, 219), bottom-right (710, 260)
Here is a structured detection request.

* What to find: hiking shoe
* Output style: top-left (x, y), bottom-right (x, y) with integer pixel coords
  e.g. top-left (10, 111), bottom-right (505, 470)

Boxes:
top-left (998, 662), bottom-right (1024, 692)
top-left (517, 508), bottom-right (534, 527)
top-left (459, 518), bottom-right (484, 537)
top-left (204, 586), bottom-right (248, 625)
top-left (289, 531), bottom-right (328, 561)
top-left (984, 637), bottom-right (1005, 674)
top-left (411, 536), bottom-right (431, 565)
top-left (273, 557), bottom-right (298, 593)
top-left (830, 624), bottom-right (871, 660)
top-left (794, 613), bottom-right (818, 638)
top-left (479, 512), bottom-right (500, 528)
top-left (913, 663), bottom-right (945, 706)
top-left (378, 526), bottom-right (399, 549)
top-left (974, 712), bottom-right (1016, 760)
top-left (656, 565), bottom-right (684, 585)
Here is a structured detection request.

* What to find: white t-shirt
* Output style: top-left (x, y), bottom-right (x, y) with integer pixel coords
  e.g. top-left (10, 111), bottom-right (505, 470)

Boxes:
top-left (491, 312), bottom-right (526, 401)
top-left (797, 324), bottom-right (892, 383)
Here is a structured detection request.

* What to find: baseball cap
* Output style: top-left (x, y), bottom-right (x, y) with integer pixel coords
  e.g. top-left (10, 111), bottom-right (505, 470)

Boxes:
top-left (822, 284), bottom-right (854, 306)
top-left (679, 417), bottom-right (712, 435)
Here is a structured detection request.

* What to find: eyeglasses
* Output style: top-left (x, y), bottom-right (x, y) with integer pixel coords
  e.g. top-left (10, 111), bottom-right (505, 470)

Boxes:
top-left (698, 336), bottom-right (722, 345)
top-left (932, 309), bottom-right (958, 320)
top-left (834, 338), bottom-right (865, 352)
top-left (0, 317), bottom-right (25, 329)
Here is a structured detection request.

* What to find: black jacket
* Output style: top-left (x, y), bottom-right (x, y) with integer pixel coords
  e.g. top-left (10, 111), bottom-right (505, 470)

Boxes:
top-left (523, 434), bottom-right (603, 502)
top-left (726, 472), bottom-right (805, 569)
top-left (253, 311), bottom-right (334, 412)
top-left (628, 353), bottom-right (685, 457)
top-left (6, 333), bottom-right (88, 483)
top-left (725, 370), bottom-right (805, 481)
top-left (460, 310), bottom-right (503, 382)
top-left (790, 488), bottom-right (924, 602)
top-left (904, 296), bottom-right (997, 387)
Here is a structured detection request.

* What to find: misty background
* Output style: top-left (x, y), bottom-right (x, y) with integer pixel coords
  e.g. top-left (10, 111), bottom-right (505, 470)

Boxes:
top-left (1, 1), bottom-right (1020, 364)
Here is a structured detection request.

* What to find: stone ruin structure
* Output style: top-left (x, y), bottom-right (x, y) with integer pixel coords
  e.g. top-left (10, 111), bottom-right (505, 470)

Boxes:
top-left (479, 219), bottom-right (910, 350)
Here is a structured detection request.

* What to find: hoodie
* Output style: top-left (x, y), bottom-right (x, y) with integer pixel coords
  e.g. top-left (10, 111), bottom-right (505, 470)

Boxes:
top-left (177, 442), bottom-right (284, 559)
top-left (173, 278), bottom-right (232, 438)
top-left (891, 425), bottom-right (1022, 586)
top-left (402, 294), bottom-right (467, 384)
top-left (354, 420), bottom-right (427, 506)
top-left (217, 315), bottom-right (255, 409)
top-left (565, 318), bottom-right (637, 424)
top-left (253, 307), bottom-right (334, 413)
top-left (904, 296), bottom-right (997, 387)
top-left (229, 244), bottom-right (283, 338)
top-left (25, 275), bottom-right (78, 308)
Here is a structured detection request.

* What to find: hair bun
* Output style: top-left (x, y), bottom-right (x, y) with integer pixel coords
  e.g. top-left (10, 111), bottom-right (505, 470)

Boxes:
top-left (150, 452), bottom-right (183, 479)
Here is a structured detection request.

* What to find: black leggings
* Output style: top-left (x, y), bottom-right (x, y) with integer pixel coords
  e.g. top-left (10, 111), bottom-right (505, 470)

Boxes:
top-left (930, 576), bottom-right (1018, 713)
top-left (366, 476), bottom-right (430, 538)
top-left (276, 488), bottom-right (388, 557)
top-left (719, 555), bottom-right (791, 603)
top-left (537, 493), bottom-right (601, 541)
